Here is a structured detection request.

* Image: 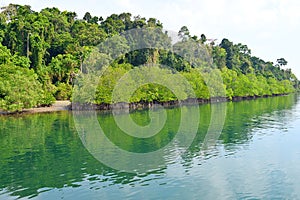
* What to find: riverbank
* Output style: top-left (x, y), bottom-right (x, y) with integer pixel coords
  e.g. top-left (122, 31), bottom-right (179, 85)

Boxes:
top-left (0, 101), bottom-right (71, 115)
top-left (0, 94), bottom-right (289, 115)
top-left (72, 94), bottom-right (289, 111)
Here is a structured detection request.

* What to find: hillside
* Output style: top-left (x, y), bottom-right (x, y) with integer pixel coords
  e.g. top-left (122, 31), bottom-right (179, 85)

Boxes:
top-left (0, 4), bottom-right (298, 111)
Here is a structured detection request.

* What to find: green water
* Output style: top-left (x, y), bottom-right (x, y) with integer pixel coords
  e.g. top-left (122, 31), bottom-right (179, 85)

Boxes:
top-left (1, 94), bottom-right (300, 199)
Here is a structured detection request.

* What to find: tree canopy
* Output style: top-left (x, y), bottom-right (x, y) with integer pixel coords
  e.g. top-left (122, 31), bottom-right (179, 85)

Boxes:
top-left (0, 4), bottom-right (298, 111)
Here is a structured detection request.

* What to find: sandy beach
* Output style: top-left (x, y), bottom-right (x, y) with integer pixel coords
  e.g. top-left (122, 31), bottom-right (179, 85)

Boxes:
top-left (0, 101), bottom-right (71, 115)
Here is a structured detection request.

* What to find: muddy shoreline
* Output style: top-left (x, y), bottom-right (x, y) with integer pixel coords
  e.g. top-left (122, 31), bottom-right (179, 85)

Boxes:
top-left (0, 101), bottom-right (71, 115)
top-left (72, 94), bottom-right (288, 111)
top-left (0, 94), bottom-right (289, 116)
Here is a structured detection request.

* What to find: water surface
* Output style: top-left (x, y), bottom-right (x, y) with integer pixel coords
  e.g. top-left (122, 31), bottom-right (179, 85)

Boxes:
top-left (0, 94), bottom-right (300, 199)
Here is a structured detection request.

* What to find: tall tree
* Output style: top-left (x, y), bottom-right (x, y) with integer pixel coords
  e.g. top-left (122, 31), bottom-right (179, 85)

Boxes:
top-left (200, 34), bottom-right (207, 44)
top-left (276, 58), bottom-right (288, 67)
top-left (83, 12), bottom-right (92, 22)
top-left (178, 26), bottom-right (190, 41)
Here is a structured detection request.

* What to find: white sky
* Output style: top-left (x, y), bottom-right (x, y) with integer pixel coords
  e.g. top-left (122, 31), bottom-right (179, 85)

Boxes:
top-left (2, 0), bottom-right (300, 77)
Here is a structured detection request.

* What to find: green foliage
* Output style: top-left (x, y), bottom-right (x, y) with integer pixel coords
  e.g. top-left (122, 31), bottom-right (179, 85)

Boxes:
top-left (0, 44), bottom-right (12, 64)
top-left (130, 83), bottom-right (177, 103)
top-left (178, 26), bottom-right (190, 41)
top-left (181, 69), bottom-right (210, 99)
top-left (212, 46), bottom-right (226, 69)
top-left (0, 42), bottom-right (55, 111)
top-left (221, 68), bottom-right (294, 99)
top-left (0, 4), bottom-right (298, 110)
top-left (48, 53), bottom-right (79, 83)
top-left (276, 58), bottom-right (288, 67)
top-left (126, 66), bottom-right (189, 103)
top-left (95, 66), bottom-right (128, 104)
top-left (0, 64), bottom-right (45, 111)
top-left (55, 82), bottom-right (72, 100)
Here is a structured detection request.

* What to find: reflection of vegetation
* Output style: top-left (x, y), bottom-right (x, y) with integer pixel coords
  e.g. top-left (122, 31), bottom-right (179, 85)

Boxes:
top-left (188, 94), bottom-right (297, 157)
top-left (220, 94), bottom-right (297, 145)
top-left (0, 94), bottom-right (297, 198)
top-left (99, 108), bottom-right (181, 153)
top-left (0, 112), bottom-right (111, 198)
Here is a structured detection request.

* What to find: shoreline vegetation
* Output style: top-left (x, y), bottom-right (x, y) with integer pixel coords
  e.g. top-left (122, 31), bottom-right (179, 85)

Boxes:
top-left (0, 101), bottom-right (71, 115)
top-left (0, 4), bottom-right (299, 114)
top-left (72, 93), bottom-right (291, 111)
top-left (0, 93), bottom-right (291, 115)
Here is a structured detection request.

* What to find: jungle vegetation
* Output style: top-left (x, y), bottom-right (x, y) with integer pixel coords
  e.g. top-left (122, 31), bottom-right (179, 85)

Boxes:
top-left (0, 4), bottom-right (298, 111)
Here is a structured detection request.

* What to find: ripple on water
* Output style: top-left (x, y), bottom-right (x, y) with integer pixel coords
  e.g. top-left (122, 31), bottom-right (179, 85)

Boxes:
top-left (1, 95), bottom-right (300, 199)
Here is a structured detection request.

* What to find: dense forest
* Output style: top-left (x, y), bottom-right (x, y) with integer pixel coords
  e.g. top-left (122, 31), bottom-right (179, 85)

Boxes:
top-left (0, 4), bottom-right (298, 111)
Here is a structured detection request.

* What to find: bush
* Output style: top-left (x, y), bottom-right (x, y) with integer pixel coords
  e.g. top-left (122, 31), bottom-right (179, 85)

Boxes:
top-left (55, 82), bottom-right (72, 100)
top-left (0, 64), bottom-right (44, 111)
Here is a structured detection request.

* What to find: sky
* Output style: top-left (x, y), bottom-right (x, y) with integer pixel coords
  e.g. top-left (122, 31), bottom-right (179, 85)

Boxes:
top-left (1, 0), bottom-right (300, 77)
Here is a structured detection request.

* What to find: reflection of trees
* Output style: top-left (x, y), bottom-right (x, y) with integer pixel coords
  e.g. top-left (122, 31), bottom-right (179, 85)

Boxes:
top-left (99, 108), bottom-right (180, 153)
top-left (0, 94), bottom-right (297, 198)
top-left (0, 112), bottom-right (132, 198)
top-left (186, 94), bottom-right (297, 160)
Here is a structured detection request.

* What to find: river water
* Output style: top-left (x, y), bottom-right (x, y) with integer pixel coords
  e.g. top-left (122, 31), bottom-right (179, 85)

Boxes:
top-left (0, 94), bottom-right (300, 199)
